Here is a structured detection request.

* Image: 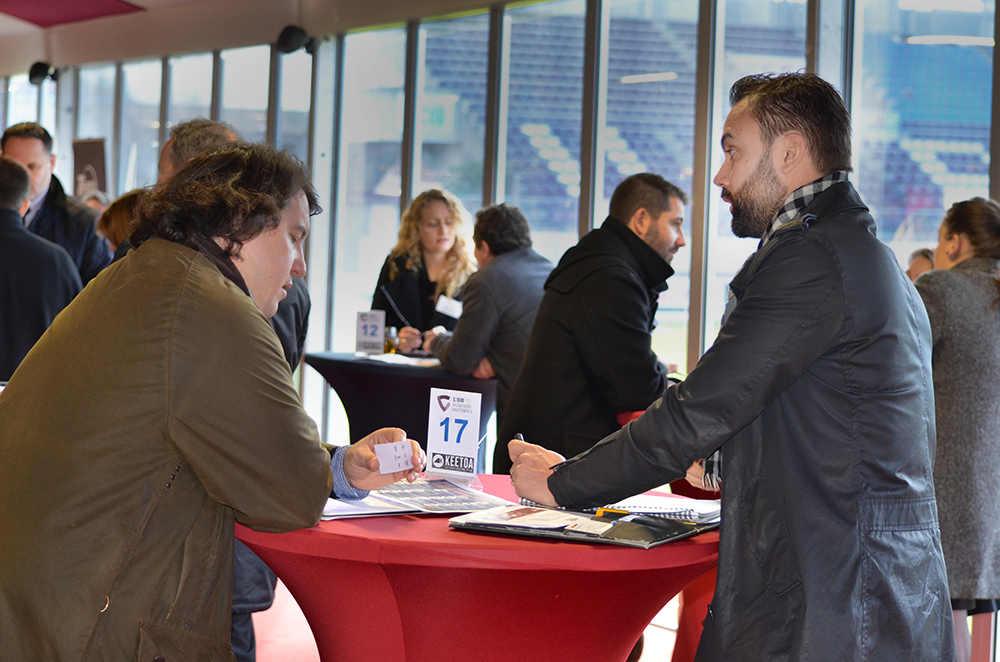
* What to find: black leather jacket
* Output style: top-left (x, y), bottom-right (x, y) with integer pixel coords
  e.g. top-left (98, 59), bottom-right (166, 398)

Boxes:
top-left (549, 182), bottom-right (955, 660)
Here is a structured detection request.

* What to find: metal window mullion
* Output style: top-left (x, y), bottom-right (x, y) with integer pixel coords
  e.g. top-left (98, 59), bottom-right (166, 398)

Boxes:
top-left (483, 5), bottom-right (507, 208)
top-left (990, 5), bottom-right (1000, 201)
top-left (112, 62), bottom-right (124, 196)
top-left (686, 0), bottom-right (722, 369)
top-left (1, 77), bottom-right (7, 130)
top-left (840, 0), bottom-right (854, 111)
top-left (322, 34), bottom-right (346, 437)
top-left (159, 56), bottom-right (170, 154)
top-left (266, 45), bottom-right (280, 147)
top-left (805, 0), bottom-right (819, 74)
top-left (35, 75), bottom-right (43, 123)
top-left (578, 0), bottom-right (607, 238)
top-left (305, 47), bottom-right (318, 173)
top-left (400, 20), bottom-right (421, 214)
top-left (210, 51), bottom-right (222, 122)
top-left (72, 68), bottom-right (81, 139)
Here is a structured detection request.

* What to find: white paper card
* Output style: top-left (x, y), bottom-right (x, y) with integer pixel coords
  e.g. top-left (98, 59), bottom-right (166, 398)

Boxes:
top-left (374, 441), bottom-right (414, 475)
top-left (356, 310), bottom-right (385, 354)
top-left (435, 295), bottom-right (463, 319)
top-left (426, 387), bottom-right (481, 477)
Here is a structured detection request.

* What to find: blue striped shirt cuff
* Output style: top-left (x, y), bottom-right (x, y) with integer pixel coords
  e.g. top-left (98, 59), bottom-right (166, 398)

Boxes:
top-left (331, 446), bottom-right (370, 500)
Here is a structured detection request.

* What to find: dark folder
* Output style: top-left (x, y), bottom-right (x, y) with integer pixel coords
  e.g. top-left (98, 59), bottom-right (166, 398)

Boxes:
top-left (449, 506), bottom-right (718, 549)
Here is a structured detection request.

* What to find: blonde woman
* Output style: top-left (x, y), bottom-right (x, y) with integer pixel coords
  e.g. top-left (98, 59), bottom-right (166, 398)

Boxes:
top-left (372, 189), bottom-right (476, 352)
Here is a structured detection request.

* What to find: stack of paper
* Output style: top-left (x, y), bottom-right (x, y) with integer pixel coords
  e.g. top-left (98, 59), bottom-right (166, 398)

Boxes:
top-left (323, 478), bottom-right (514, 520)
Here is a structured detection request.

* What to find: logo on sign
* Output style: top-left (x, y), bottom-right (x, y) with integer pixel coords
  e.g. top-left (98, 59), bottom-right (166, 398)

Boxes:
top-left (437, 395), bottom-right (451, 412)
top-left (430, 452), bottom-right (474, 473)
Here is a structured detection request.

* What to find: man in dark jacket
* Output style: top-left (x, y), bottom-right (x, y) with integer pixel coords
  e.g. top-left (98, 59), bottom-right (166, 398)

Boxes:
top-left (0, 156), bottom-right (81, 381)
top-left (1, 122), bottom-right (110, 284)
top-left (494, 173), bottom-right (686, 473)
top-left (424, 204), bottom-right (553, 434)
top-left (509, 73), bottom-right (954, 660)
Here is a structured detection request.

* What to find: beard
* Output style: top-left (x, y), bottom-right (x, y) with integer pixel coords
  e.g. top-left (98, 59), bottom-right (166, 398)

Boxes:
top-left (725, 155), bottom-right (787, 239)
top-left (643, 222), bottom-right (676, 263)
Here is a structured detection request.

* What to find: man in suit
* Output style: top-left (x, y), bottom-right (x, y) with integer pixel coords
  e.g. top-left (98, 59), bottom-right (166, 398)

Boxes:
top-left (495, 173), bottom-right (686, 473)
top-left (423, 204), bottom-right (553, 437)
top-left (0, 155), bottom-right (81, 381)
top-left (1, 122), bottom-right (110, 285)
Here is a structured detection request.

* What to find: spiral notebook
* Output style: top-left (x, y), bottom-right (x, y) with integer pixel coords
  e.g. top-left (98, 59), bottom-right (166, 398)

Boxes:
top-left (519, 493), bottom-right (720, 524)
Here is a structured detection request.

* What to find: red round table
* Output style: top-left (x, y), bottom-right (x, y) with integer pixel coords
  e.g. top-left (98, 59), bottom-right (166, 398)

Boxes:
top-left (236, 474), bottom-right (718, 662)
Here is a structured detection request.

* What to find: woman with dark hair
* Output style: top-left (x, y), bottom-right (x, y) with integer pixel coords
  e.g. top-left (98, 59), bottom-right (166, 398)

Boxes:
top-left (371, 188), bottom-right (476, 352)
top-left (915, 196), bottom-right (1000, 662)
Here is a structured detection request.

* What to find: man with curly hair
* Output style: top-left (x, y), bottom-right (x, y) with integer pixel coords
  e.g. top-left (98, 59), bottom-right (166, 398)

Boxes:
top-left (0, 143), bottom-right (423, 660)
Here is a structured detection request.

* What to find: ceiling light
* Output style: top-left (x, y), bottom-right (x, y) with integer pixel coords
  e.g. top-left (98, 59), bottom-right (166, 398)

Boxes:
top-left (899, 0), bottom-right (984, 11)
top-left (621, 72), bottom-right (679, 85)
top-left (906, 35), bottom-right (994, 46)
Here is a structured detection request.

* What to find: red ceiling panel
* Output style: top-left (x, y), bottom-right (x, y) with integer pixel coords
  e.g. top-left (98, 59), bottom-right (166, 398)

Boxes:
top-left (0, 0), bottom-right (143, 28)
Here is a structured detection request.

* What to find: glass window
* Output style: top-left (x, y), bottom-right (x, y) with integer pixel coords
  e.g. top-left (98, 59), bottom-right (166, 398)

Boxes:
top-left (702, 0), bottom-right (807, 349)
top-left (600, 0), bottom-right (700, 371)
top-left (78, 65), bottom-right (116, 194)
top-left (415, 12), bottom-right (490, 215)
top-left (119, 60), bottom-right (162, 193)
top-left (220, 45), bottom-right (270, 143)
top-left (7, 74), bottom-right (38, 126)
top-left (331, 28), bottom-right (407, 352)
top-left (501, 0), bottom-right (587, 264)
top-left (167, 53), bottom-right (213, 126)
top-left (854, 0), bottom-right (993, 267)
top-left (277, 50), bottom-right (312, 161)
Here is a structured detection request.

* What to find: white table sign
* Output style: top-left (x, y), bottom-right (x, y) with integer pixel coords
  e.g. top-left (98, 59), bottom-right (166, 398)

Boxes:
top-left (356, 310), bottom-right (386, 354)
top-left (426, 387), bottom-right (482, 478)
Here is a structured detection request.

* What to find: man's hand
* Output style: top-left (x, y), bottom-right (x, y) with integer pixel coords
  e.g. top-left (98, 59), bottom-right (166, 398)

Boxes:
top-left (471, 357), bottom-right (496, 380)
top-left (343, 427), bottom-right (424, 491)
top-left (398, 326), bottom-right (422, 353)
top-left (657, 356), bottom-right (679, 373)
top-left (509, 439), bottom-right (564, 506)
top-left (685, 460), bottom-right (706, 490)
top-left (422, 325), bottom-right (446, 348)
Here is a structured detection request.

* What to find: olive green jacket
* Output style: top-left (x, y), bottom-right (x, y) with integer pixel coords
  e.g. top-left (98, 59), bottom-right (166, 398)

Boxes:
top-left (0, 239), bottom-right (332, 661)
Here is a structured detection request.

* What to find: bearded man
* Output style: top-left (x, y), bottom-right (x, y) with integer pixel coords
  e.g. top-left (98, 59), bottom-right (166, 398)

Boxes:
top-left (509, 73), bottom-right (954, 660)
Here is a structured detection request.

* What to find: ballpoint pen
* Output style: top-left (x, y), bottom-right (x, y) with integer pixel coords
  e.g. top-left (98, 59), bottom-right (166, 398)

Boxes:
top-left (379, 285), bottom-right (415, 329)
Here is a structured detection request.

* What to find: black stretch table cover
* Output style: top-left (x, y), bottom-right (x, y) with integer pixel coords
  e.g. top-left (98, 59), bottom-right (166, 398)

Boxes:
top-left (304, 352), bottom-right (497, 467)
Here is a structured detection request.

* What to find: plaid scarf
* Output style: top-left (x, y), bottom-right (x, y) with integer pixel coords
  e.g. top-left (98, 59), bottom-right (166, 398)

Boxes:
top-left (758, 171), bottom-right (850, 248)
top-left (699, 171), bottom-right (850, 492)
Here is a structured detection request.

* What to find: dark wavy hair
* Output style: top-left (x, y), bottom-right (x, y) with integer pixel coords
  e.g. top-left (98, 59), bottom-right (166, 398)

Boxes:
top-left (730, 72), bottom-right (852, 175)
top-left (473, 204), bottom-right (532, 255)
top-left (130, 142), bottom-right (319, 256)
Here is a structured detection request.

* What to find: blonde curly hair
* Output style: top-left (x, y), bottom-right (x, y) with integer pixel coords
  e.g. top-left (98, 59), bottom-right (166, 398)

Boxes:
top-left (389, 189), bottom-right (476, 300)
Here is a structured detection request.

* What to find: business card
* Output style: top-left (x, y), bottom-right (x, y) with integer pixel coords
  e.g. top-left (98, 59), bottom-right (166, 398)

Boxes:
top-left (375, 441), bottom-right (414, 475)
